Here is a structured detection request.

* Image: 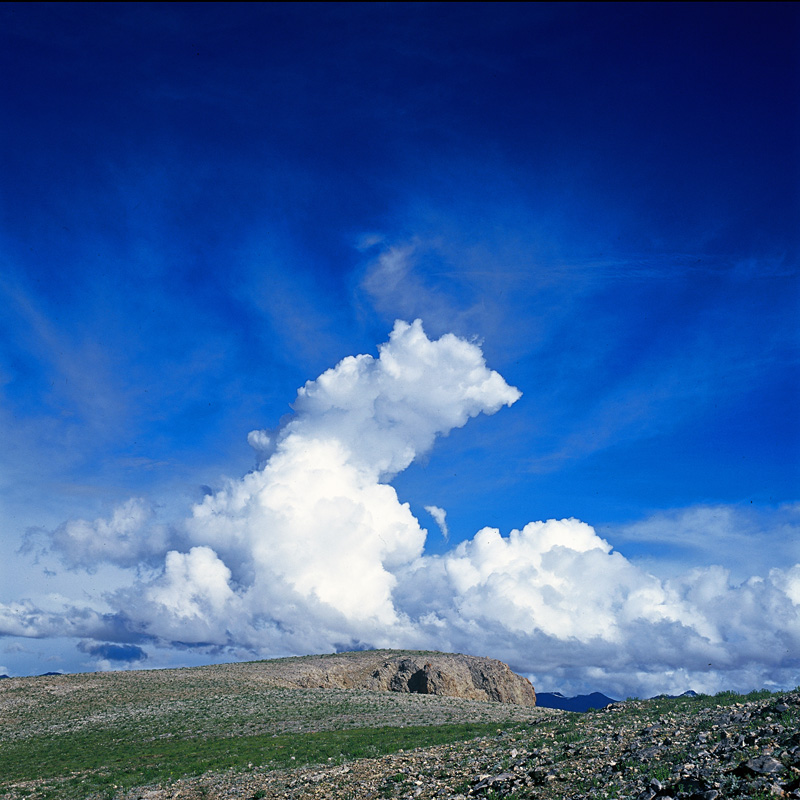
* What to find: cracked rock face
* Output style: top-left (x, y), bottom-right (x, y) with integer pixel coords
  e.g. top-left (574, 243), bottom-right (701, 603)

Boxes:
top-left (287, 651), bottom-right (537, 707)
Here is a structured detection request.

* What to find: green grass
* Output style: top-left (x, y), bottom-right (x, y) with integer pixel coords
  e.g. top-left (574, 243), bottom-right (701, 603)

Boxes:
top-left (4, 660), bottom-right (795, 800)
top-left (1, 658), bottom-right (551, 799)
top-left (0, 721), bottom-right (520, 800)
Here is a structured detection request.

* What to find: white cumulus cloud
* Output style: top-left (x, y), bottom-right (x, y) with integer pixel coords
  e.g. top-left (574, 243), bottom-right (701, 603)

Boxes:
top-left (111, 319), bottom-right (521, 653)
top-left (9, 320), bottom-right (800, 698)
top-left (23, 498), bottom-right (173, 570)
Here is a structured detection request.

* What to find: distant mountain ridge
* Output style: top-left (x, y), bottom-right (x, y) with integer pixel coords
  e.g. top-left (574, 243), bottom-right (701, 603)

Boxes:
top-left (0, 671), bottom-right (63, 679)
top-left (536, 689), bottom-right (699, 712)
top-left (535, 691), bottom-right (619, 712)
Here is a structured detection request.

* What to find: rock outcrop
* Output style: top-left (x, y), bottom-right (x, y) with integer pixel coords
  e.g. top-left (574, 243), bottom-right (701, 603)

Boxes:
top-left (283, 650), bottom-right (536, 707)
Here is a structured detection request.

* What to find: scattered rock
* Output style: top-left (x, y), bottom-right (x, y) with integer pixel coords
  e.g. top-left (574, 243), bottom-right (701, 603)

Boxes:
top-left (4, 657), bottom-right (799, 800)
top-left (738, 754), bottom-right (787, 776)
top-left (124, 688), bottom-right (799, 800)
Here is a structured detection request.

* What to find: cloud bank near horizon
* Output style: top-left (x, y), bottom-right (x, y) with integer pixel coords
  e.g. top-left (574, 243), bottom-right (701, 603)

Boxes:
top-left (4, 321), bottom-right (799, 698)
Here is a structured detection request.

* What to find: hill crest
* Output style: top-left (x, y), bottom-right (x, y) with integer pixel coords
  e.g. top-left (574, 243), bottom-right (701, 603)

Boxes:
top-left (253, 649), bottom-right (537, 707)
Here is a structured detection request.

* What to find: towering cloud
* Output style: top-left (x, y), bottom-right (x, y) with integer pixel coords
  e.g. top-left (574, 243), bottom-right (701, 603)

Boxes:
top-left (119, 319), bottom-right (522, 651)
top-left (4, 320), bottom-right (799, 698)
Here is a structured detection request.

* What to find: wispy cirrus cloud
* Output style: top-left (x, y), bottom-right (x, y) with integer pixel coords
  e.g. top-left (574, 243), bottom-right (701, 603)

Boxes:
top-left (610, 503), bottom-right (800, 582)
top-left (425, 505), bottom-right (449, 541)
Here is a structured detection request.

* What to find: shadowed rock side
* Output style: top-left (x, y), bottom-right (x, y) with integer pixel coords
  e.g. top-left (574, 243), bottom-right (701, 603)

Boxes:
top-left (286, 651), bottom-right (536, 706)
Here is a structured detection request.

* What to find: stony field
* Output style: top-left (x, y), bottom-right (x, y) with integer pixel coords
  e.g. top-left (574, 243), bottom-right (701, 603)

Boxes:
top-left (1, 653), bottom-right (547, 742)
top-left (1, 653), bottom-right (798, 800)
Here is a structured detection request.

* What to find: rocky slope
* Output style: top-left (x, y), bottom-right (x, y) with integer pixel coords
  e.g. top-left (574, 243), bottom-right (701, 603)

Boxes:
top-left (122, 688), bottom-right (800, 800)
top-left (280, 650), bottom-right (537, 707)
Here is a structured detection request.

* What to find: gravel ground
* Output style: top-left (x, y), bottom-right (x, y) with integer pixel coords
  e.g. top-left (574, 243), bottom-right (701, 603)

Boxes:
top-left (112, 690), bottom-right (800, 800)
top-left (3, 658), bottom-right (798, 800)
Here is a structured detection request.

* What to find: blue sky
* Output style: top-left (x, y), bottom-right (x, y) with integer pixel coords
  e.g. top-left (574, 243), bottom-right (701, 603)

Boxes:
top-left (0, 3), bottom-right (798, 697)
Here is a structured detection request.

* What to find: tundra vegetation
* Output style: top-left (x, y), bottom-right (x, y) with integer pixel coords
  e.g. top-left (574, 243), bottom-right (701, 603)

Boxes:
top-left (1, 652), bottom-right (798, 800)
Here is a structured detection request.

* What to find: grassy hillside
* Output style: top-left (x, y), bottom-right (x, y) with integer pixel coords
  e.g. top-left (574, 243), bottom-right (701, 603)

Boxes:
top-left (0, 653), bottom-right (551, 799)
top-left (2, 654), bottom-right (798, 800)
